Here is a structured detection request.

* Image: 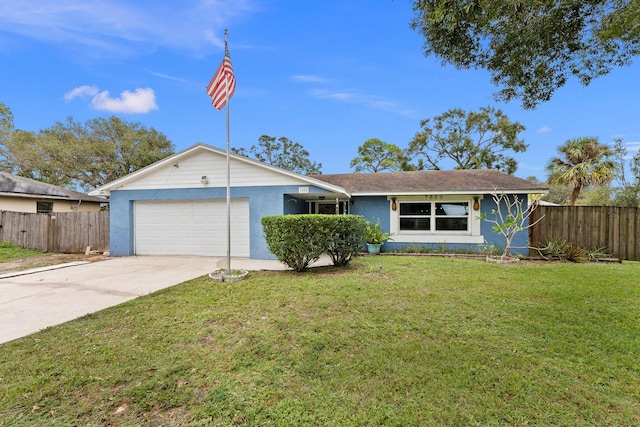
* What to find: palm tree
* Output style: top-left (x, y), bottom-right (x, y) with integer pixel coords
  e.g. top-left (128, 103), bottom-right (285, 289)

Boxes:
top-left (546, 137), bottom-right (616, 206)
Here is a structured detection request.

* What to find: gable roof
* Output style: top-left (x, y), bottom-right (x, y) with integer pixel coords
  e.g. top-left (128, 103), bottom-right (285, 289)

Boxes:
top-left (0, 172), bottom-right (106, 203)
top-left (89, 143), bottom-right (350, 197)
top-left (311, 170), bottom-right (548, 196)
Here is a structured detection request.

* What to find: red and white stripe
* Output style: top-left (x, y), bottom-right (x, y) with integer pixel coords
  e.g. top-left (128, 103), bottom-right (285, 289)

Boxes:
top-left (206, 56), bottom-right (236, 110)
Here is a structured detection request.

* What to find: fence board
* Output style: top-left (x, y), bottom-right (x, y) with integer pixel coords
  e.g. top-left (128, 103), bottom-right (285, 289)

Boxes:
top-left (0, 210), bottom-right (109, 253)
top-left (529, 206), bottom-right (640, 261)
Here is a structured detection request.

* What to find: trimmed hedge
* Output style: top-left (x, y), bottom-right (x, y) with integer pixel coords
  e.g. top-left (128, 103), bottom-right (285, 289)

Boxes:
top-left (261, 214), bottom-right (368, 271)
top-left (327, 215), bottom-right (369, 266)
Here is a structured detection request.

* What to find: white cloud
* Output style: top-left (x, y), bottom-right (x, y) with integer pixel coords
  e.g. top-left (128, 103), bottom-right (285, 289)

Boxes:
top-left (308, 88), bottom-right (418, 118)
top-left (66, 85), bottom-right (157, 113)
top-left (91, 88), bottom-right (158, 113)
top-left (327, 92), bottom-right (352, 101)
top-left (64, 85), bottom-right (158, 114)
top-left (148, 71), bottom-right (187, 82)
top-left (625, 141), bottom-right (640, 154)
top-left (291, 75), bottom-right (328, 83)
top-left (310, 89), bottom-right (353, 100)
top-left (64, 85), bottom-right (99, 101)
top-left (537, 125), bottom-right (551, 134)
top-left (0, 0), bottom-right (257, 57)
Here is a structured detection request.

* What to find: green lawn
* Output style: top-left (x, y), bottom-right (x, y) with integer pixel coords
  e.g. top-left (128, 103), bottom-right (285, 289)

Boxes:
top-left (1, 256), bottom-right (639, 426)
top-left (0, 242), bottom-right (44, 262)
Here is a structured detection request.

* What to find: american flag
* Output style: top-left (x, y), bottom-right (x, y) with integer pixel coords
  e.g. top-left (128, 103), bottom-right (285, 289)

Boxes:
top-left (206, 39), bottom-right (235, 110)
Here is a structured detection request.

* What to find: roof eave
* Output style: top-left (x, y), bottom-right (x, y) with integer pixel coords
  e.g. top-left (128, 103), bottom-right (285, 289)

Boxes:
top-left (0, 192), bottom-right (106, 202)
top-left (352, 188), bottom-right (548, 197)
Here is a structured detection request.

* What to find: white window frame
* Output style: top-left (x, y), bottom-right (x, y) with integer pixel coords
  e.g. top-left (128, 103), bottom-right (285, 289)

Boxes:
top-left (389, 195), bottom-right (484, 244)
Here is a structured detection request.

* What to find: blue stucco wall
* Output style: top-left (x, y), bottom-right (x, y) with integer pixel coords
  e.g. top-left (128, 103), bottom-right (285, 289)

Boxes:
top-left (109, 185), bottom-right (333, 260)
top-left (350, 194), bottom-right (531, 255)
top-left (349, 196), bottom-right (391, 232)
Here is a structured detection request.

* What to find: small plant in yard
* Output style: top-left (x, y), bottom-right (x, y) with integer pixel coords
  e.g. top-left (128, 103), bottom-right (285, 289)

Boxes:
top-left (394, 244), bottom-right (430, 254)
top-left (537, 237), bottom-right (614, 263)
top-left (479, 240), bottom-right (502, 256)
top-left (564, 242), bottom-right (588, 263)
top-left (587, 246), bottom-right (614, 262)
top-left (537, 236), bottom-right (570, 260)
top-left (364, 220), bottom-right (393, 254)
top-left (364, 220), bottom-right (393, 245)
top-left (479, 191), bottom-right (543, 261)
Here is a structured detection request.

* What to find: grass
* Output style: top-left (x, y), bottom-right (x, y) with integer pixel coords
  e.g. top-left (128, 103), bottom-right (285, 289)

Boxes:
top-left (0, 256), bottom-right (639, 426)
top-left (0, 241), bottom-right (44, 262)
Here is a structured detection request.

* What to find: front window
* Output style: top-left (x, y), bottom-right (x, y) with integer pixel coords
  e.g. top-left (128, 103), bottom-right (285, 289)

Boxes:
top-left (435, 202), bottom-right (469, 231)
top-left (399, 202), bottom-right (430, 230)
top-left (399, 201), bottom-right (469, 232)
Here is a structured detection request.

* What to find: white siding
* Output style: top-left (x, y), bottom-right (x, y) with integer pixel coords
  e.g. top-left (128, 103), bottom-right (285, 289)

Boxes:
top-left (118, 151), bottom-right (309, 190)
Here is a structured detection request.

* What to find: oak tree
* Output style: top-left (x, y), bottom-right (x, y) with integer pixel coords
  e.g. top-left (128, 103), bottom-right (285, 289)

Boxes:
top-left (232, 135), bottom-right (322, 175)
top-left (350, 138), bottom-right (411, 173)
top-left (407, 106), bottom-right (527, 174)
top-left (410, 0), bottom-right (640, 108)
top-left (1, 114), bottom-right (174, 191)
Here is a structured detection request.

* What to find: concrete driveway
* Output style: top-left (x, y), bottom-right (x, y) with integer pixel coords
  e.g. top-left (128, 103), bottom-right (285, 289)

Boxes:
top-left (0, 256), bottom-right (292, 344)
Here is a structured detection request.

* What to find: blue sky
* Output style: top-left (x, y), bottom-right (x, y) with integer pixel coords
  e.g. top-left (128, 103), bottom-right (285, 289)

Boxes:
top-left (1, 0), bottom-right (638, 182)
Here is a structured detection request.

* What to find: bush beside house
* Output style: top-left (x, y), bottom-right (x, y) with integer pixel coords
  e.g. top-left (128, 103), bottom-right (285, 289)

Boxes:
top-left (262, 214), bottom-right (367, 271)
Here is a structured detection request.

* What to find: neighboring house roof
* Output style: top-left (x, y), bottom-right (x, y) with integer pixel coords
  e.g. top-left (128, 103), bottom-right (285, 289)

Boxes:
top-left (311, 170), bottom-right (548, 196)
top-left (89, 142), bottom-right (350, 197)
top-left (0, 172), bottom-right (106, 203)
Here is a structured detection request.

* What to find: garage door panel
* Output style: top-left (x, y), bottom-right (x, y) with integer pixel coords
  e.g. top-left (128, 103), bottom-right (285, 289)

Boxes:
top-left (134, 199), bottom-right (249, 256)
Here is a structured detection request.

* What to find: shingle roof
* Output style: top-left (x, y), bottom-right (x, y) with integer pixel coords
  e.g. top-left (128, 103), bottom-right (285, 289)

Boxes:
top-left (0, 172), bottom-right (107, 203)
top-left (311, 170), bottom-right (547, 194)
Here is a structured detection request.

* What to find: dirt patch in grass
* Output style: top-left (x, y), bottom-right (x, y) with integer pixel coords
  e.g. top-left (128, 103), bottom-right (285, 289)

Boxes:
top-left (0, 253), bottom-right (109, 274)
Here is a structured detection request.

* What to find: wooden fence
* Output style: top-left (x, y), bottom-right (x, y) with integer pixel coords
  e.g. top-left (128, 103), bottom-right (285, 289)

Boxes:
top-left (0, 210), bottom-right (109, 253)
top-left (529, 205), bottom-right (640, 261)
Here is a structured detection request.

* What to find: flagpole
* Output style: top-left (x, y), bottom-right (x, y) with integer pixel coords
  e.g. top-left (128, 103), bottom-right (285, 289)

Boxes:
top-left (206, 28), bottom-right (235, 274)
top-left (224, 29), bottom-right (231, 275)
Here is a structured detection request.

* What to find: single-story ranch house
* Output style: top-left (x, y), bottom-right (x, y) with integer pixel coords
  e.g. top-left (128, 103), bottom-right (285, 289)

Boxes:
top-left (90, 143), bottom-right (547, 259)
top-left (0, 172), bottom-right (105, 213)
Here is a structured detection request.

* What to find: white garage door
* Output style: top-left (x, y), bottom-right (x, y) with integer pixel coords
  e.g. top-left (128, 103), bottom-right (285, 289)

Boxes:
top-left (134, 199), bottom-right (250, 256)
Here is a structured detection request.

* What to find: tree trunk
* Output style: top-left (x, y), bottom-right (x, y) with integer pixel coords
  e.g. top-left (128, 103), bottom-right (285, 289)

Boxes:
top-left (568, 181), bottom-right (581, 206)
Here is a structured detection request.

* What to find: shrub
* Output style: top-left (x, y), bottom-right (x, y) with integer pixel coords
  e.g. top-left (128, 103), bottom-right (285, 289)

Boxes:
top-left (538, 237), bottom-right (570, 259)
top-left (261, 215), bottom-right (367, 271)
top-left (326, 215), bottom-right (368, 266)
top-left (565, 242), bottom-right (588, 263)
top-left (537, 237), bottom-right (610, 263)
top-left (587, 247), bottom-right (613, 261)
